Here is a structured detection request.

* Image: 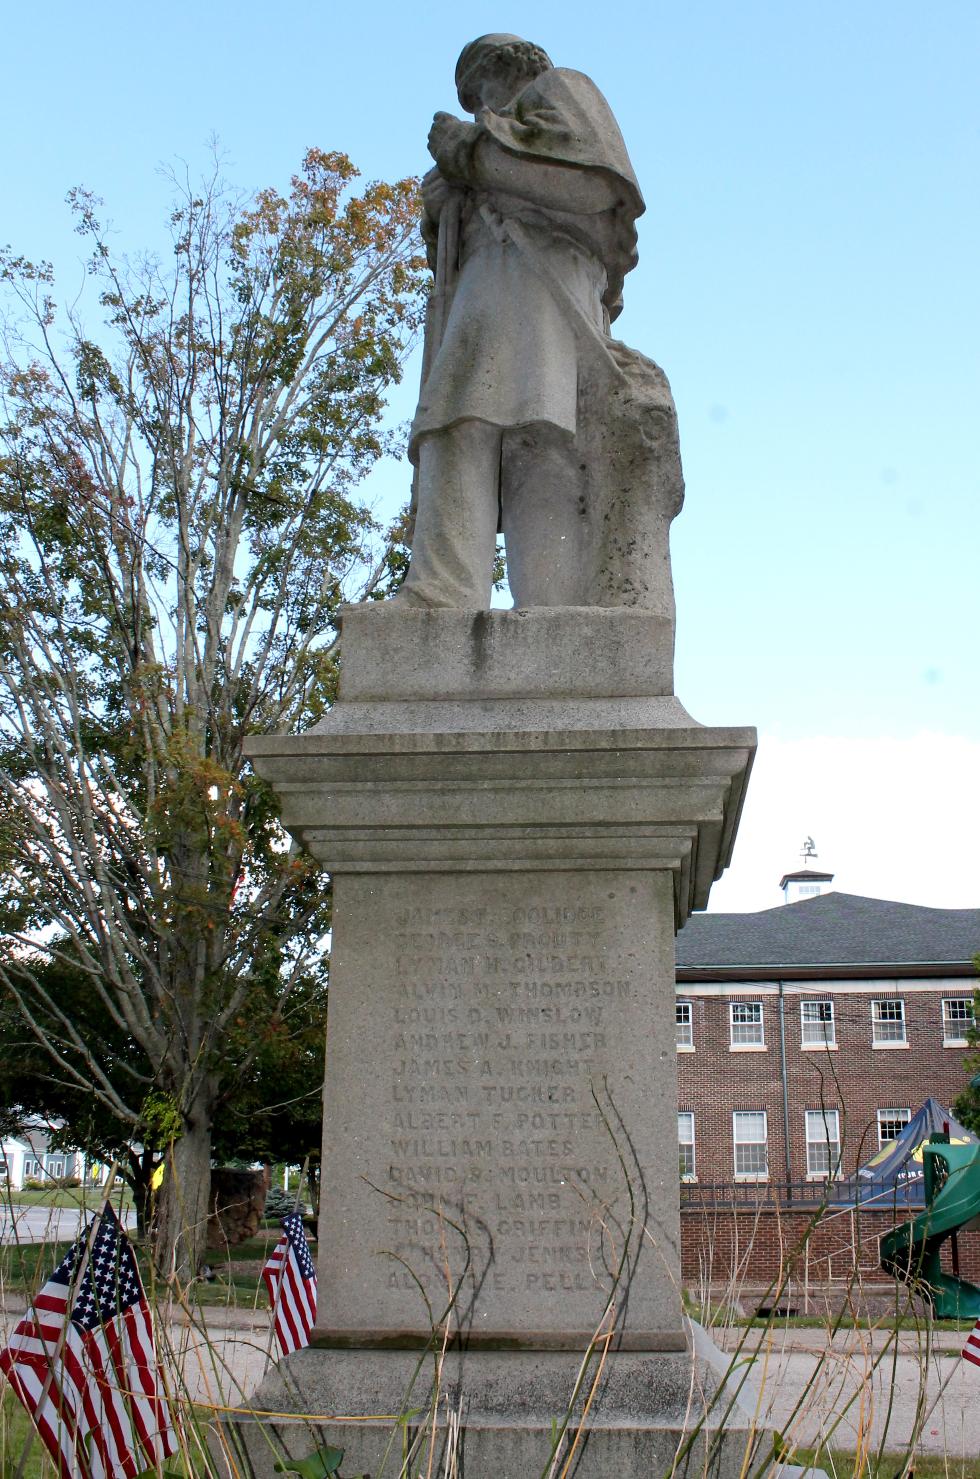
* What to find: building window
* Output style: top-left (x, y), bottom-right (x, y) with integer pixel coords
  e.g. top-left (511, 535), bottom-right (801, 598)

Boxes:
top-left (678, 1112), bottom-right (696, 1180)
top-left (733, 1110), bottom-right (768, 1178)
top-left (805, 1109), bottom-right (841, 1177)
top-left (676, 1001), bottom-right (694, 1050)
top-left (798, 885), bottom-right (821, 897)
top-left (730, 1001), bottom-right (765, 1048)
top-left (23, 1158), bottom-right (40, 1180)
top-left (47, 1158), bottom-right (65, 1179)
top-left (877, 1108), bottom-right (911, 1148)
top-left (942, 998), bottom-right (975, 1045)
top-left (801, 1000), bottom-right (836, 1047)
top-left (871, 999), bottom-right (907, 1045)
top-left (0, 1157), bottom-right (8, 1183)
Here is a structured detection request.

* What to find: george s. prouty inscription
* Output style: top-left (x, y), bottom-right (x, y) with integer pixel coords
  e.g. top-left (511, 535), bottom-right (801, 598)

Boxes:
top-left (314, 870), bottom-right (681, 1343)
top-left (388, 899), bottom-right (621, 1297)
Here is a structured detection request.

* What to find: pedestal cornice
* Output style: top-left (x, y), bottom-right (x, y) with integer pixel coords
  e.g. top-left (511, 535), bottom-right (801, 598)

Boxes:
top-left (247, 715), bottom-right (753, 928)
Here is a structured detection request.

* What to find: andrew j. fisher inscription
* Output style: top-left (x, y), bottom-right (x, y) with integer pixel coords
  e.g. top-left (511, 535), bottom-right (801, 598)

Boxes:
top-left (317, 868), bottom-right (677, 1349)
top-left (241, 29), bottom-right (758, 1479)
top-left (387, 901), bottom-right (633, 1295)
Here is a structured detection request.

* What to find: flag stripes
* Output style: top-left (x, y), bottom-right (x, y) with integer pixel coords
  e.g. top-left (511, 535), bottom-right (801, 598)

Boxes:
top-left (261, 1212), bottom-right (317, 1357)
top-left (964, 1319), bottom-right (980, 1369)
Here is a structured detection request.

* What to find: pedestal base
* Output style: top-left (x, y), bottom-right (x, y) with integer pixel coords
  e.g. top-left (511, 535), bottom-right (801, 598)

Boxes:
top-left (216, 1326), bottom-right (781, 1479)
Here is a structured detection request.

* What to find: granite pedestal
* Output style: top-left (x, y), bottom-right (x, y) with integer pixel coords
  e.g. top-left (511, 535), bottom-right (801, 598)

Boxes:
top-left (236, 605), bottom-right (762, 1477)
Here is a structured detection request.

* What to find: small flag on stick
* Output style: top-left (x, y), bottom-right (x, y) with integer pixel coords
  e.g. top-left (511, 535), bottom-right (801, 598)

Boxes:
top-left (262, 1212), bottom-right (317, 1356)
top-left (963, 1316), bottom-right (980, 1369)
top-left (0, 1203), bottom-right (178, 1479)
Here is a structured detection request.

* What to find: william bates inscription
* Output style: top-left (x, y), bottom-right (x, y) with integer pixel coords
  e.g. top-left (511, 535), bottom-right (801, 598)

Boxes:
top-left (315, 870), bottom-right (679, 1345)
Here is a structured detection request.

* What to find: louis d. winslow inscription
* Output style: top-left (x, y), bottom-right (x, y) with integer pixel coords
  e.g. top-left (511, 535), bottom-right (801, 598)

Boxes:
top-left (386, 900), bottom-right (625, 1298)
top-left (315, 869), bottom-right (677, 1344)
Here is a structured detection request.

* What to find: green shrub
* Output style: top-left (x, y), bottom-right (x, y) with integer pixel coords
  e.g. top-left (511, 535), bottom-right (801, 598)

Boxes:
top-left (264, 1185), bottom-right (311, 1219)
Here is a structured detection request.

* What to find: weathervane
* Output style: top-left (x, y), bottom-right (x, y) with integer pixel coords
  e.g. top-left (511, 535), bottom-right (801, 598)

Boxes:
top-left (801, 836), bottom-right (817, 865)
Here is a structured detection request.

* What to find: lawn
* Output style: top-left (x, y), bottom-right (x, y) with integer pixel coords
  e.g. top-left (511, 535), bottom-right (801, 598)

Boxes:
top-left (795, 1448), bottom-right (980, 1478)
top-left (4, 1186), bottom-right (134, 1210)
top-left (0, 1388), bottom-right (57, 1478)
top-left (0, 1239), bottom-right (76, 1292)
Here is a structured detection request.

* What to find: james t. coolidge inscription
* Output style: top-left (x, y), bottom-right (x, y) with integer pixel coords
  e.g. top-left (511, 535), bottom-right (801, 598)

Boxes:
top-left (317, 871), bottom-right (677, 1345)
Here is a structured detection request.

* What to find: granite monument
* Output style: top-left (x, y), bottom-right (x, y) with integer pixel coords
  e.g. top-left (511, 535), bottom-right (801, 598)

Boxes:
top-left (238, 33), bottom-right (765, 1478)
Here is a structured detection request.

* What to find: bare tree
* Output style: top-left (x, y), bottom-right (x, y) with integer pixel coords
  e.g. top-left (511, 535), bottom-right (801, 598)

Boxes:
top-left (0, 149), bottom-right (424, 1278)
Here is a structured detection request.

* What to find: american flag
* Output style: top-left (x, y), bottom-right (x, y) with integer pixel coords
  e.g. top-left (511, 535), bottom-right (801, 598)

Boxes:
top-left (0, 1204), bottom-right (178, 1479)
top-left (963, 1316), bottom-right (980, 1369)
top-left (261, 1212), bottom-right (317, 1356)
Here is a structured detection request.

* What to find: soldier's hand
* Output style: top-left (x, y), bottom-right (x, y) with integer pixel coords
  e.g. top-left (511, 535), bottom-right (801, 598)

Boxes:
top-left (421, 168), bottom-right (452, 218)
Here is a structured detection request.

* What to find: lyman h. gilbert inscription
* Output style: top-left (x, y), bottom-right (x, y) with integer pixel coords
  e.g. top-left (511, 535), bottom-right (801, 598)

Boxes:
top-left (398, 32), bottom-right (684, 612)
top-left (239, 30), bottom-right (759, 1478)
top-left (317, 874), bottom-right (676, 1345)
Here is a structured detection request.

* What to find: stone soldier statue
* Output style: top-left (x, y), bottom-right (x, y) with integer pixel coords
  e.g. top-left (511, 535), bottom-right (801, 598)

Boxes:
top-left (397, 33), bottom-right (685, 614)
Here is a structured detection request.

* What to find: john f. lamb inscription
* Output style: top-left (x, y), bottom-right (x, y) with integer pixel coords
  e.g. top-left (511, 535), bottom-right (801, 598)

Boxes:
top-left (317, 870), bottom-right (679, 1342)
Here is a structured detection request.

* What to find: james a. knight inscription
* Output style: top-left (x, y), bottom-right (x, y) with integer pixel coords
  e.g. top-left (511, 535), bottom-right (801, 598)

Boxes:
top-left (315, 870), bottom-right (680, 1346)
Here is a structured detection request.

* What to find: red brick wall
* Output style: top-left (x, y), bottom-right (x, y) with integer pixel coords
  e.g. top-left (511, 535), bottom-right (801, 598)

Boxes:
top-left (680, 1203), bottom-right (980, 1288)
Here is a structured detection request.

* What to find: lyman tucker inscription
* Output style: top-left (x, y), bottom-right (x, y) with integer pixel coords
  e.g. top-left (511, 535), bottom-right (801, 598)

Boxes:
top-left (386, 902), bottom-right (625, 1298)
top-left (317, 871), bottom-right (675, 1342)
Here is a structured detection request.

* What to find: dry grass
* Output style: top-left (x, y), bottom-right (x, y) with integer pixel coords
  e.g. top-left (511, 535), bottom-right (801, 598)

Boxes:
top-left (0, 1193), bottom-right (976, 1476)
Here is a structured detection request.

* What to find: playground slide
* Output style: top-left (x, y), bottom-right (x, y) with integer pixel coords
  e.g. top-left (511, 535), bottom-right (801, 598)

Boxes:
top-left (879, 1134), bottom-right (980, 1318)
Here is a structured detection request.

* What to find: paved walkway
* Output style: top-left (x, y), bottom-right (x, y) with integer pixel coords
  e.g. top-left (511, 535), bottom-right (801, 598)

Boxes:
top-left (178, 1317), bottom-right (980, 1464)
top-left (0, 1203), bottom-right (136, 1244)
top-left (710, 1325), bottom-right (980, 1464)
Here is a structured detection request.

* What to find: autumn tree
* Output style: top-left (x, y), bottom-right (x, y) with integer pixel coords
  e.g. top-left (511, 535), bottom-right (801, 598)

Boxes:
top-left (0, 944), bottom-right (327, 1236)
top-left (0, 150), bottom-right (424, 1278)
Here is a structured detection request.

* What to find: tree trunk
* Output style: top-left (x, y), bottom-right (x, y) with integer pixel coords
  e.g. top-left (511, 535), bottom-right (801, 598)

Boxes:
top-left (126, 1146), bottom-right (156, 1241)
top-left (151, 1092), bottom-right (215, 1282)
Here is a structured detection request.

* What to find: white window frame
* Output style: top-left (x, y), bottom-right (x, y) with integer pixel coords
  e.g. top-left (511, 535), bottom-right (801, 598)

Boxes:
top-left (942, 998), bottom-right (975, 1046)
top-left (801, 999), bottom-right (836, 1048)
top-left (805, 1108), bottom-right (841, 1178)
top-left (676, 1000), bottom-right (694, 1051)
top-left (871, 998), bottom-right (907, 1047)
top-left (733, 1110), bottom-right (769, 1180)
top-left (46, 1158), bottom-right (65, 1179)
top-left (678, 1112), bottom-right (696, 1180)
top-left (730, 1001), bottom-right (765, 1050)
top-left (877, 1108), bottom-right (911, 1148)
top-left (23, 1158), bottom-right (41, 1180)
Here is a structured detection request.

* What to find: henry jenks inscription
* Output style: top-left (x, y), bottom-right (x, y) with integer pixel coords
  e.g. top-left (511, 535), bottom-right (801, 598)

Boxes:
top-left (317, 871), bottom-right (677, 1341)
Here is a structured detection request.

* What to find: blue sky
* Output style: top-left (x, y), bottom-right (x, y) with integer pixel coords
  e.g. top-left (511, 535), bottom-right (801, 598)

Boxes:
top-left (3, 1), bottom-right (977, 908)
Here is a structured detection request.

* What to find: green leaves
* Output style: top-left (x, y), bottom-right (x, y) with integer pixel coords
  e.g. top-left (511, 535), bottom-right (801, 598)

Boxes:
top-left (274, 1444), bottom-right (347, 1477)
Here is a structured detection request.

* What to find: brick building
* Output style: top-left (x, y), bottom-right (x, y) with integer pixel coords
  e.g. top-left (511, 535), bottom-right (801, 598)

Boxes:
top-left (673, 876), bottom-right (980, 1290)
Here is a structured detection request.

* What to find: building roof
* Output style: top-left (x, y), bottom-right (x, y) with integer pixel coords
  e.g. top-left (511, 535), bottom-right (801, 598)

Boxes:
top-left (676, 892), bottom-right (980, 980)
top-left (778, 868), bottom-right (835, 888)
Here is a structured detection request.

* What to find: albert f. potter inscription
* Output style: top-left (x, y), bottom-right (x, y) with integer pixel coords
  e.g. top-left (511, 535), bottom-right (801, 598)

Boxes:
top-left (382, 898), bottom-right (636, 1302)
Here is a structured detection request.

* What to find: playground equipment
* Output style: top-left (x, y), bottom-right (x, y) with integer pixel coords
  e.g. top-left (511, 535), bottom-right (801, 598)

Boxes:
top-left (879, 1132), bottom-right (980, 1318)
